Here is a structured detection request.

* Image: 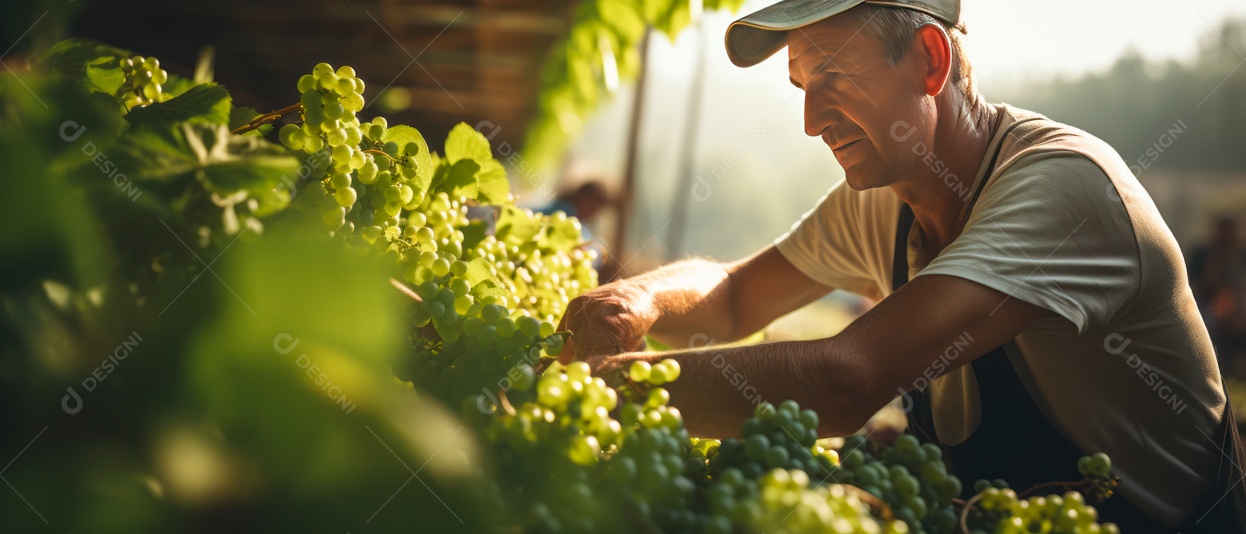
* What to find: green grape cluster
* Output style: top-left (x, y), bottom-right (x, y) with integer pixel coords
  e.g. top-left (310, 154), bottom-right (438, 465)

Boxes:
top-left (960, 453), bottom-right (1120, 534)
top-left (1077, 452), bottom-right (1111, 478)
top-left (281, 62), bottom-right (376, 232)
top-left (397, 285), bottom-right (562, 406)
top-left (599, 359), bottom-right (702, 532)
top-left (701, 467), bottom-right (896, 534)
top-left (1075, 452), bottom-right (1119, 503)
top-left (829, 434), bottom-right (962, 533)
top-left (480, 361), bottom-right (622, 532)
top-left (474, 359), bottom-right (701, 533)
top-left (397, 192), bottom-right (471, 284)
top-left (706, 400), bottom-right (836, 481)
top-left (117, 55), bottom-right (170, 108)
top-left (747, 468), bottom-right (909, 534)
top-left (463, 210), bottom-right (598, 323)
top-left (969, 488), bottom-right (1119, 534)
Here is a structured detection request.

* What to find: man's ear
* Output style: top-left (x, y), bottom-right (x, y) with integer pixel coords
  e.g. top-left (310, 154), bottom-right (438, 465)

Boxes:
top-left (915, 24), bottom-right (952, 97)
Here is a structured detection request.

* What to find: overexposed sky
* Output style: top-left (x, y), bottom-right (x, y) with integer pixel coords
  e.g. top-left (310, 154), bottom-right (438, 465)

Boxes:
top-left (730, 0), bottom-right (1246, 80)
top-left (959, 0), bottom-right (1246, 82)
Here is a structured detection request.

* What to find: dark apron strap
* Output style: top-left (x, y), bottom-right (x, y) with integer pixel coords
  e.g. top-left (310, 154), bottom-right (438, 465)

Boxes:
top-left (1181, 384), bottom-right (1246, 532)
top-left (890, 115), bottom-right (1176, 530)
top-left (890, 115), bottom-right (1041, 449)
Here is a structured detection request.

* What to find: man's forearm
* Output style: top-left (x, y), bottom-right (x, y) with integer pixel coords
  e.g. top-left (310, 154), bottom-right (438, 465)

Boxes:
top-left (623, 258), bottom-right (740, 347)
top-left (625, 338), bottom-right (882, 438)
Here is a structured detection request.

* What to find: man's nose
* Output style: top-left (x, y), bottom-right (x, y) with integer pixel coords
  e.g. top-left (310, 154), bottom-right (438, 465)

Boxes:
top-left (804, 91), bottom-right (831, 138)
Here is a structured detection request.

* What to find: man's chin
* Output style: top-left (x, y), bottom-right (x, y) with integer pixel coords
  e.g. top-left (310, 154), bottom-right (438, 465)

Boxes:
top-left (841, 169), bottom-right (886, 192)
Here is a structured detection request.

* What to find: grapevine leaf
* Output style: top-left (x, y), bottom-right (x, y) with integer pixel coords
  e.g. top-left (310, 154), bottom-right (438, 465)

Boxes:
top-left (84, 60), bottom-right (126, 96)
top-left (539, 217), bottom-right (582, 251)
top-left (459, 220), bottom-right (488, 251)
top-left (438, 159), bottom-right (480, 199)
top-left (495, 205), bottom-right (541, 248)
top-left (475, 159), bottom-right (510, 205)
top-left (443, 122), bottom-right (492, 164)
top-left (381, 125), bottom-right (434, 190)
top-left (228, 105), bottom-right (261, 130)
top-left (227, 105), bottom-right (272, 137)
top-left (470, 280), bottom-right (510, 304)
top-left (598, 0), bottom-right (646, 42)
top-left (125, 83), bottom-right (232, 129)
top-left (110, 124), bottom-right (300, 202)
top-left (462, 258), bottom-right (500, 288)
top-left (162, 76), bottom-right (199, 98)
top-left (663, 1), bottom-right (693, 40)
top-left (39, 38), bottom-right (128, 80)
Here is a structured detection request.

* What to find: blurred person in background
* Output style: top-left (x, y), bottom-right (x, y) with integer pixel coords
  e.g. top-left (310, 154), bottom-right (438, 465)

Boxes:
top-left (554, 0), bottom-right (1246, 530)
top-left (535, 179), bottom-right (615, 275)
top-left (1190, 216), bottom-right (1246, 378)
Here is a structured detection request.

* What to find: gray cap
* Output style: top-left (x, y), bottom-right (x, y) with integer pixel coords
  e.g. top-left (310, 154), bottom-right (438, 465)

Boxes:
top-left (725, 0), bottom-right (961, 67)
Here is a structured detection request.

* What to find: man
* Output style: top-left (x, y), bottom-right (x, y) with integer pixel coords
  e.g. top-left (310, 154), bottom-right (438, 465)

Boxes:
top-left (535, 180), bottom-right (611, 226)
top-left (555, 0), bottom-right (1246, 530)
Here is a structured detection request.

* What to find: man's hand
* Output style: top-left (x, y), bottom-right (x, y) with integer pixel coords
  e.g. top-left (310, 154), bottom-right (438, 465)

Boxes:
top-left (555, 281), bottom-right (659, 364)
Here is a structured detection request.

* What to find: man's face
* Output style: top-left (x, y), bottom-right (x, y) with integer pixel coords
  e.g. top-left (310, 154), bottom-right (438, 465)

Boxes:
top-left (787, 13), bottom-right (935, 191)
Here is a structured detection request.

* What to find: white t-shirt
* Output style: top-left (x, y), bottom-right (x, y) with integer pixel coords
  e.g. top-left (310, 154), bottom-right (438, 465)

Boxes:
top-left (775, 104), bottom-right (1226, 526)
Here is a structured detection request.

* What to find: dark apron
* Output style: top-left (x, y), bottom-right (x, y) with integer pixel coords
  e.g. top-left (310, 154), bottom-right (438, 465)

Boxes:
top-left (891, 117), bottom-right (1246, 532)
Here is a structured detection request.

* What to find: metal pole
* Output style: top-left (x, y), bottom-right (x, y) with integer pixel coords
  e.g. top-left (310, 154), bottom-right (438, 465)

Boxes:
top-left (666, 21), bottom-right (708, 261)
top-left (612, 28), bottom-right (652, 271)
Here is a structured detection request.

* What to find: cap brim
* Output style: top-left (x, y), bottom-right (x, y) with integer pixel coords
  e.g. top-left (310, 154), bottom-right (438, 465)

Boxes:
top-left (725, 0), bottom-right (867, 68)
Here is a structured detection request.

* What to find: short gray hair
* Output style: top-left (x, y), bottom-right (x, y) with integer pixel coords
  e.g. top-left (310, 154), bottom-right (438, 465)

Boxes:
top-left (853, 5), bottom-right (975, 97)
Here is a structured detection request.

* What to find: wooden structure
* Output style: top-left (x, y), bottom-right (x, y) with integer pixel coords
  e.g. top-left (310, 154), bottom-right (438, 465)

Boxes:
top-left (71, 0), bottom-right (578, 153)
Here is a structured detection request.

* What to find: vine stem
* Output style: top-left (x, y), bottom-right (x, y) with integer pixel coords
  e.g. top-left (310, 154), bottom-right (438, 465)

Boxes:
top-left (958, 491), bottom-right (985, 533)
top-left (1017, 480), bottom-right (1081, 498)
top-left (363, 148), bottom-right (400, 163)
top-left (231, 103), bottom-right (303, 135)
top-left (844, 486), bottom-right (894, 523)
top-left (390, 278), bottom-right (423, 302)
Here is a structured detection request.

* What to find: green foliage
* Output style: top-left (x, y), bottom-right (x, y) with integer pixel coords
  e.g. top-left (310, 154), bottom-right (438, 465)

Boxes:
top-left (123, 83), bottom-right (231, 129)
top-left (523, 0), bottom-right (747, 167)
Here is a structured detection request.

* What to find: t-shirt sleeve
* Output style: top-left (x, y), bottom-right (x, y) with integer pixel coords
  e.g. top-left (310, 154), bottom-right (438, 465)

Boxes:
top-left (774, 180), bottom-right (889, 300)
top-left (916, 152), bottom-right (1141, 335)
